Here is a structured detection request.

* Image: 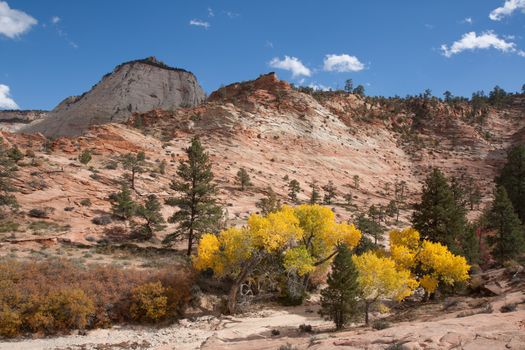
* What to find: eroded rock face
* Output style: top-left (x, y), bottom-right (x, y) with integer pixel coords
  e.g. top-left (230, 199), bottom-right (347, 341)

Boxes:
top-left (20, 57), bottom-right (205, 137)
top-left (0, 110), bottom-right (48, 132)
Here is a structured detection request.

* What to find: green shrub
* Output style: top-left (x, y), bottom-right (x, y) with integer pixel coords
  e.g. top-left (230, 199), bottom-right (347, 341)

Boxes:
top-left (80, 199), bottom-right (92, 207)
top-left (0, 307), bottom-right (22, 337)
top-left (78, 150), bottom-right (92, 165)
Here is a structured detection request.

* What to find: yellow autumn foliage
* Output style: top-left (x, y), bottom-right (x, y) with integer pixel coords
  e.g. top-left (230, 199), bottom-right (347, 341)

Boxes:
top-left (194, 204), bottom-right (362, 280)
top-left (389, 228), bottom-right (420, 250)
top-left (353, 252), bottom-right (418, 302)
top-left (388, 228), bottom-right (470, 294)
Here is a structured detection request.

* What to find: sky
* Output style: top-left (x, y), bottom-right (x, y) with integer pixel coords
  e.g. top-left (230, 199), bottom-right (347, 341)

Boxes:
top-left (1, 1), bottom-right (525, 110)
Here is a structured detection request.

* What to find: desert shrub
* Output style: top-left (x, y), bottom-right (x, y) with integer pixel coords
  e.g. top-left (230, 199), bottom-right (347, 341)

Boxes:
top-left (372, 319), bottom-right (391, 330)
top-left (0, 308), bottom-right (22, 337)
top-left (0, 258), bottom-right (193, 337)
top-left (129, 282), bottom-right (168, 322)
top-left (500, 303), bottom-right (517, 313)
top-left (26, 288), bottom-right (95, 334)
top-left (80, 199), bottom-right (92, 207)
top-left (0, 221), bottom-right (19, 233)
top-left (28, 208), bottom-right (48, 218)
top-left (92, 215), bottom-right (112, 226)
top-left (104, 161), bottom-right (118, 170)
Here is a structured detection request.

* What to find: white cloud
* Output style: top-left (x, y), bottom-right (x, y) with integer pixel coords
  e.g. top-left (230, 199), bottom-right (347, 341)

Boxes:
top-left (0, 1), bottom-right (37, 38)
top-left (441, 31), bottom-right (518, 57)
top-left (189, 19), bottom-right (210, 29)
top-left (269, 56), bottom-right (312, 78)
top-left (207, 7), bottom-right (214, 17)
top-left (265, 40), bottom-right (273, 48)
top-left (463, 17), bottom-right (473, 24)
top-left (308, 83), bottom-right (331, 91)
top-left (51, 16), bottom-right (60, 24)
top-left (0, 84), bottom-right (18, 110)
top-left (323, 54), bottom-right (365, 72)
top-left (489, 0), bottom-right (525, 20)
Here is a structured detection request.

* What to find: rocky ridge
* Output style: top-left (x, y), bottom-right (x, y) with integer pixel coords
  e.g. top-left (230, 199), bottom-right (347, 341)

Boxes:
top-left (20, 57), bottom-right (205, 137)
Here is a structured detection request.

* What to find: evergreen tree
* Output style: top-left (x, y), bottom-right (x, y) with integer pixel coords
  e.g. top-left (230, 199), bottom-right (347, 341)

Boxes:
top-left (0, 139), bottom-right (19, 212)
top-left (353, 175), bottom-right (360, 189)
top-left (412, 168), bottom-right (467, 253)
top-left (353, 85), bottom-right (365, 97)
top-left (256, 186), bottom-right (282, 216)
top-left (356, 213), bottom-right (384, 245)
top-left (7, 146), bottom-right (24, 163)
top-left (110, 184), bottom-right (136, 220)
top-left (486, 187), bottom-right (525, 263)
top-left (78, 149), bottom-right (92, 165)
top-left (343, 192), bottom-right (353, 208)
top-left (322, 181), bottom-right (337, 204)
top-left (288, 179), bottom-right (301, 203)
top-left (344, 79), bottom-right (353, 93)
top-left (164, 137), bottom-right (223, 256)
top-left (135, 194), bottom-right (166, 239)
top-left (496, 145), bottom-right (525, 223)
top-left (320, 245), bottom-right (360, 330)
top-left (236, 167), bottom-right (252, 191)
top-left (122, 151), bottom-right (146, 190)
top-left (309, 181), bottom-right (320, 204)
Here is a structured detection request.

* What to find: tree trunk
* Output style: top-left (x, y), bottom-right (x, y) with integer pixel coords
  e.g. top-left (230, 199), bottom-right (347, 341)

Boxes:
top-left (186, 228), bottom-right (193, 256)
top-left (227, 259), bottom-right (257, 314)
top-left (365, 302), bottom-right (370, 326)
top-left (131, 169), bottom-right (136, 189)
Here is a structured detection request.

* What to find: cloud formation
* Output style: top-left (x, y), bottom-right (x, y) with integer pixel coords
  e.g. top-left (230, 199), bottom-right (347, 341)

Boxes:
top-left (189, 19), bottom-right (210, 29)
top-left (269, 56), bottom-right (312, 78)
top-left (489, 0), bottom-right (525, 21)
top-left (0, 84), bottom-right (18, 110)
top-left (441, 31), bottom-right (519, 57)
top-left (51, 16), bottom-right (60, 24)
top-left (0, 1), bottom-right (37, 38)
top-left (323, 54), bottom-right (365, 72)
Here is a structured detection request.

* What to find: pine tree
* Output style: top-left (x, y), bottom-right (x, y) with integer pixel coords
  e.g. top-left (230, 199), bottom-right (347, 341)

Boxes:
top-left (164, 137), bottom-right (223, 256)
top-left (486, 187), bottom-right (525, 263)
top-left (256, 186), bottom-right (281, 216)
top-left (356, 213), bottom-right (383, 245)
top-left (353, 175), bottom-right (360, 189)
top-left (236, 167), bottom-right (252, 191)
top-left (110, 184), bottom-right (136, 220)
top-left (309, 181), bottom-right (320, 204)
top-left (288, 179), bottom-right (301, 203)
top-left (322, 181), bottom-right (337, 204)
top-left (135, 194), bottom-right (166, 240)
top-left (496, 145), bottom-right (525, 223)
top-left (412, 168), bottom-right (467, 253)
top-left (320, 245), bottom-right (360, 330)
top-left (0, 139), bottom-right (19, 212)
top-left (122, 151), bottom-right (146, 190)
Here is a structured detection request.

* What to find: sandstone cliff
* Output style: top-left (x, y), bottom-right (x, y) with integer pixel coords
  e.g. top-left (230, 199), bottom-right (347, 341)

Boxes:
top-left (20, 57), bottom-right (205, 137)
top-left (0, 110), bottom-right (48, 132)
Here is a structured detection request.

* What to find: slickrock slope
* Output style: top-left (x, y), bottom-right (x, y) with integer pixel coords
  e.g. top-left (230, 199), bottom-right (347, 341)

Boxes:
top-left (20, 57), bottom-right (205, 137)
top-left (2, 73), bottom-right (525, 248)
top-left (0, 110), bottom-right (48, 132)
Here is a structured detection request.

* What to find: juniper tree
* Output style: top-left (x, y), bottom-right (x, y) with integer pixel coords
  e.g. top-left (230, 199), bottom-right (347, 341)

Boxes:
top-left (320, 245), bottom-right (360, 330)
top-left (236, 167), bottom-right (252, 191)
top-left (122, 151), bottom-right (146, 190)
top-left (496, 145), bottom-right (525, 223)
top-left (322, 181), bottom-right (337, 204)
top-left (486, 187), bottom-right (525, 263)
top-left (288, 179), bottom-right (301, 203)
top-left (309, 181), bottom-right (320, 204)
top-left (110, 184), bottom-right (136, 220)
top-left (135, 194), bottom-right (166, 240)
top-left (343, 192), bottom-right (353, 209)
top-left (0, 139), bottom-right (19, 212)
top-left (7, 146), bottom-right (24, 163)
top-left (353, 175), bottom-right (360, 190)
top-left (412, 168), bottom-right (467, 253)
top-left (164, 137), bottom-right (223, 256)
top-left (356, 213), bottom-right (384, 245)
top-left (256, 186), bottom-right (281, 216)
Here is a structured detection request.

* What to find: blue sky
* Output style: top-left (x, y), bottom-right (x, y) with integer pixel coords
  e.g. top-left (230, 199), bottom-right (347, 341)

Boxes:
top-left (1, 1), bottom-right (524, 110)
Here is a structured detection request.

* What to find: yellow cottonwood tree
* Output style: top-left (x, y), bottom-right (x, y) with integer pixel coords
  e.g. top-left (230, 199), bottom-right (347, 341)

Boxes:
top-left (353, 252), bottom-right (418, 325)
top-left (193, 204), bottom-right (362, 314)
top-left (389, 228), bottom-right (470, 296)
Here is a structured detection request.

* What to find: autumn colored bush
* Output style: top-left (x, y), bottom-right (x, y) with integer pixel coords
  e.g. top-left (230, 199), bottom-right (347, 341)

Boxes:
top-left (0, 258), bottom-right (193, 338)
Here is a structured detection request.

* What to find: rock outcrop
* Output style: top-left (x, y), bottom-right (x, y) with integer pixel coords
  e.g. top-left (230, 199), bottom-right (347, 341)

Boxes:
top-left (0, 110), bottom-right (48, 132)
top-left (20, 57), bottom-right (205, 137)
